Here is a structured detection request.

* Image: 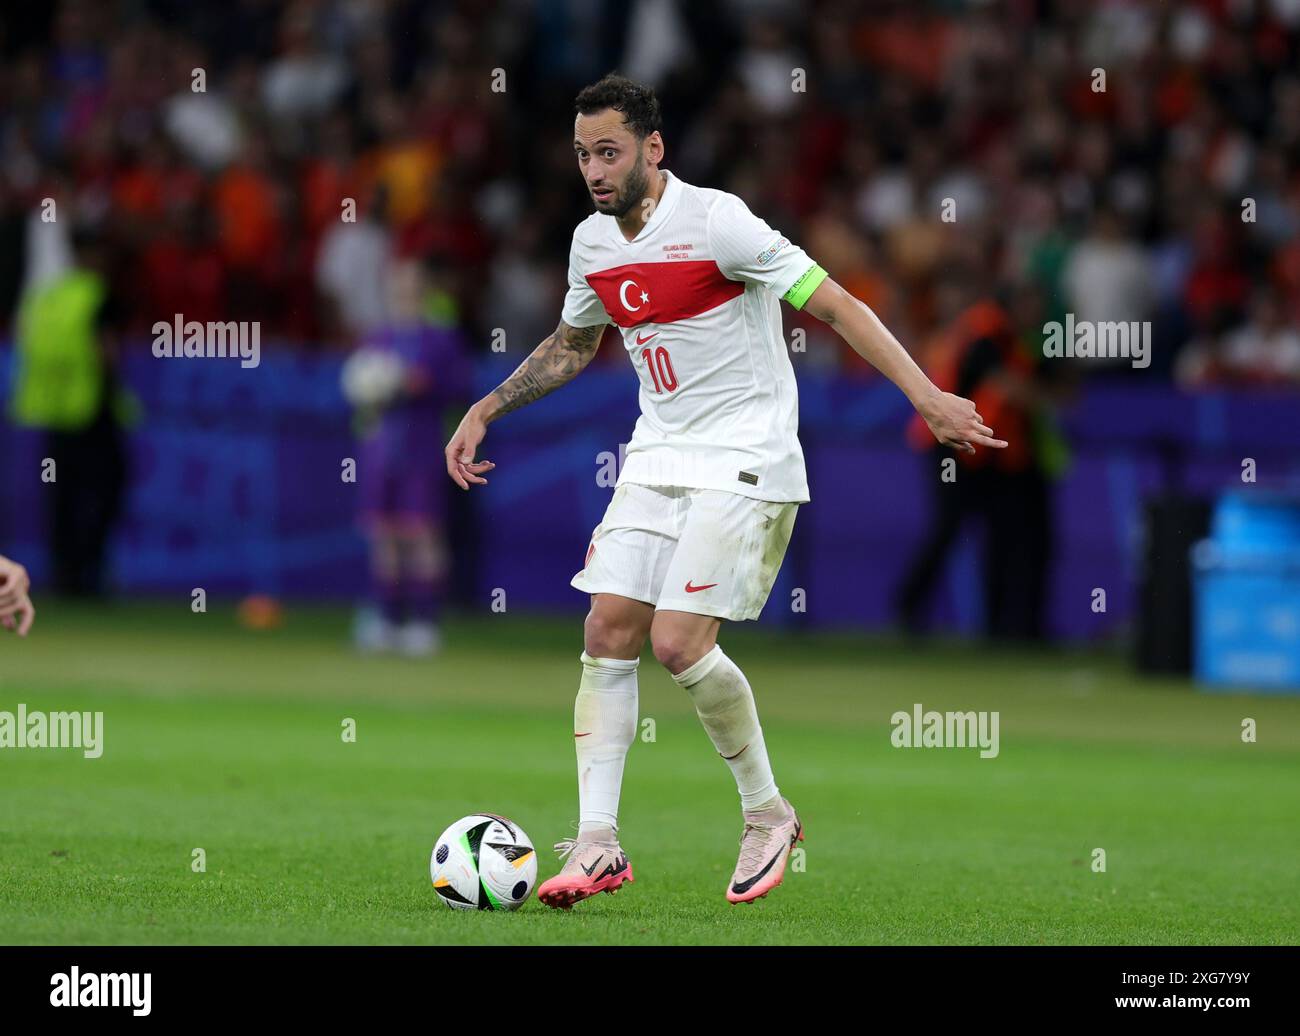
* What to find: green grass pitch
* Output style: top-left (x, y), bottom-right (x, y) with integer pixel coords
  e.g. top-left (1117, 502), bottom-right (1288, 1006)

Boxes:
top-left (1, 601), bottom-right (1297, 945)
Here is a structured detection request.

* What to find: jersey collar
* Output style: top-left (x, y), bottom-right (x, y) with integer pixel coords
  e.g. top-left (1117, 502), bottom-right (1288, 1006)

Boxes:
top-left (608, 168), bottom-right (681, 245)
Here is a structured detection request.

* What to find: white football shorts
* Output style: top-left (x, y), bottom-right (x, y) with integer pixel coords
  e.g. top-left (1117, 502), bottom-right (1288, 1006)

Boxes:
top-left (570, 483), bottom-right (799, 622)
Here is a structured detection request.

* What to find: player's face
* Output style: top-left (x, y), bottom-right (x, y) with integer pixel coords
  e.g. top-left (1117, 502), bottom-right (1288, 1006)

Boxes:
top-left (574, 110), bottom-right (658, 218)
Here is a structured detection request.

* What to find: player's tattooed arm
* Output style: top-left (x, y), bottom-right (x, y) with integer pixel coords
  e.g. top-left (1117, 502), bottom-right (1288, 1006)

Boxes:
top-left (444, 320), bottom-right (605, 489)
top-left (482, 320), bottom-right (604, 420)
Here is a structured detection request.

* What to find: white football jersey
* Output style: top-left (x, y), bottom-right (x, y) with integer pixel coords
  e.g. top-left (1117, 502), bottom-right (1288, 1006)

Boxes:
top-left (561, 169), bottom-right (825, 503)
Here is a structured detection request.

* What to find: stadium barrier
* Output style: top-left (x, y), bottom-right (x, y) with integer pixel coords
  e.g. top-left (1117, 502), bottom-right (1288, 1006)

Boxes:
top-left (2, 343), bottom-right (1298, 643)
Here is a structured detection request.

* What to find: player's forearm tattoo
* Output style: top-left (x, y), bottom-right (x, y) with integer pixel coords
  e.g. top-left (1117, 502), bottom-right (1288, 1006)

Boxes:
top-left (488, 320), bottom-right (603, 418)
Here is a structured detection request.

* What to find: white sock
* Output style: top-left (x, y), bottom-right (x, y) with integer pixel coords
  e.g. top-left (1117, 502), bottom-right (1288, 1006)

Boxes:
top-left (574, 651), bottom-right (639, 836)
top-left (671, 645), bottom-right (779, 810)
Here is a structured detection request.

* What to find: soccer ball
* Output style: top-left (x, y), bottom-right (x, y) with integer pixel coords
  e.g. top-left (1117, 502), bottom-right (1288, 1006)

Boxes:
top-left (430, 813), bottom-right (538, 911)
top-left (341, 348), bottom-right (405, 408)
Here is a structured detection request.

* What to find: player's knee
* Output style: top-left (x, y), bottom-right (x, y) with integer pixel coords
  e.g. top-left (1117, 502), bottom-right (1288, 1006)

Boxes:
top-left (583, 609), bottom-right (644, 659)
top-left (403, 530), bottom-right (447, 580)
top-left (651, 630), bottom-right (709, 675)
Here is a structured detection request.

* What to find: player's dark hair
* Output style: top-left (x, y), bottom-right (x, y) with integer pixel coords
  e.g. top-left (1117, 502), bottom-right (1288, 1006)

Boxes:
top-left (574, 74), bottom-right (662, 140)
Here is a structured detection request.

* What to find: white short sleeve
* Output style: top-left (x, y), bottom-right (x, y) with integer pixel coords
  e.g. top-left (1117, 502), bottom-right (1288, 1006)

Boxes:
top-left (560, 231), bottom-right (611, 328)
top-left (707, 193), bottom-right (826, 307)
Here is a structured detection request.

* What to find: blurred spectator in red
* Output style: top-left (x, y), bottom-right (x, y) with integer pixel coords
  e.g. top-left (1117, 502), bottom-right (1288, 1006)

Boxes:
top-left (1183, 208), bottom-right (1251, 335)
top-left (137, 203), bottom-right (227, 329)
top-left (301, 113), bottom-right (362, 245)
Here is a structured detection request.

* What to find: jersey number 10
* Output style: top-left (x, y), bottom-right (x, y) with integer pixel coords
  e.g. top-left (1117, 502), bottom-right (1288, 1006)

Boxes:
top-left (642, 345), bottom-right (678, 393)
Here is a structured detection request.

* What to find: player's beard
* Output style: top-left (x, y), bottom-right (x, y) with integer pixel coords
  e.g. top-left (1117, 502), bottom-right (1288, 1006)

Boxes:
top-left (602, 162), bottom-right (650, 219)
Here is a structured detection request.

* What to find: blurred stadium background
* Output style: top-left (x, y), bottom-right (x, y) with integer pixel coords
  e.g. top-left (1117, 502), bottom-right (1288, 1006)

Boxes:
top-left (3, 0), bottom-right (1300, 673)
top-left (1, 0), bottom-right (1299, 945)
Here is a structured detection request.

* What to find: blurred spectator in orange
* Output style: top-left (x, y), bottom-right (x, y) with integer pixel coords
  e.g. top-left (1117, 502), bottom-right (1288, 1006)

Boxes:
top-left (362, 91), bottom-right (441, 231)
top-left (212, 129), bottom-right (282, 321)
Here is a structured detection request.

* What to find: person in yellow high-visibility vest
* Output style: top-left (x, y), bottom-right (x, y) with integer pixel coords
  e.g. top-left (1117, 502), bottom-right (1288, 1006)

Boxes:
top-left (10, 228), bottom-right (130, 596)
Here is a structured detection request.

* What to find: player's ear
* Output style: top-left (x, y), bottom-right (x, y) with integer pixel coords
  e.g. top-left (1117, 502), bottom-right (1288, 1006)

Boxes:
top-left (644, 131), bottom-right (664, 166)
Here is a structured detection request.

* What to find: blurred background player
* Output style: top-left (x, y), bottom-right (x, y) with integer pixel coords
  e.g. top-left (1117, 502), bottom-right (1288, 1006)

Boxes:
top-left (345, 258), bottom-right (471, 655)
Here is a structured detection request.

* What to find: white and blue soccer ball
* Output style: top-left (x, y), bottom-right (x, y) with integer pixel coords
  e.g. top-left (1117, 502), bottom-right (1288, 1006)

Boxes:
top-left (430, 814), bottom-right (537, 911)
top-left (341, 348), bottom-right (405, 408)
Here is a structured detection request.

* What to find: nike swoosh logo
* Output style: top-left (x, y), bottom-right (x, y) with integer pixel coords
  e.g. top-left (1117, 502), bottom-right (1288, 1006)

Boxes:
top-left (635, 331), bottom-right (659, 345)
top-left (595, 855), bottom-right (628, 881)
top-left (574, 732), bottom-right (591, 738)
top-left (684, 581), bottom-right (718, 593)
top-left (580, 856), bottom-right (603, 876)
top-left (731, 845), bottom-right (785, 895)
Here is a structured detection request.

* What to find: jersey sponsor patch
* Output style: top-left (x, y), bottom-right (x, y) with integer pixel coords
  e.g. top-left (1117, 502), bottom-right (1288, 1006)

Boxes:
top-left (738, 471), bottom-right (759, 486)
top-left (756, 237), bottom-right (789, 266)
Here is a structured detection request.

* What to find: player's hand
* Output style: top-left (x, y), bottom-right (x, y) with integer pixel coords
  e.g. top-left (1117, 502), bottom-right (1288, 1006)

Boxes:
top-left (445, 403), bottom-right (498, 490)
top-left (918, 391), bottom-right (1008, 455)
top-left (1, 595), bottom-right (35, 636)
top-left (0, 555), bottom-right (35, 636)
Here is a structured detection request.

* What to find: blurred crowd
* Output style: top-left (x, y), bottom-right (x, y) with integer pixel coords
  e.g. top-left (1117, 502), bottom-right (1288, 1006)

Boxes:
top-left (3, 0), bottom-right (1300, 388)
